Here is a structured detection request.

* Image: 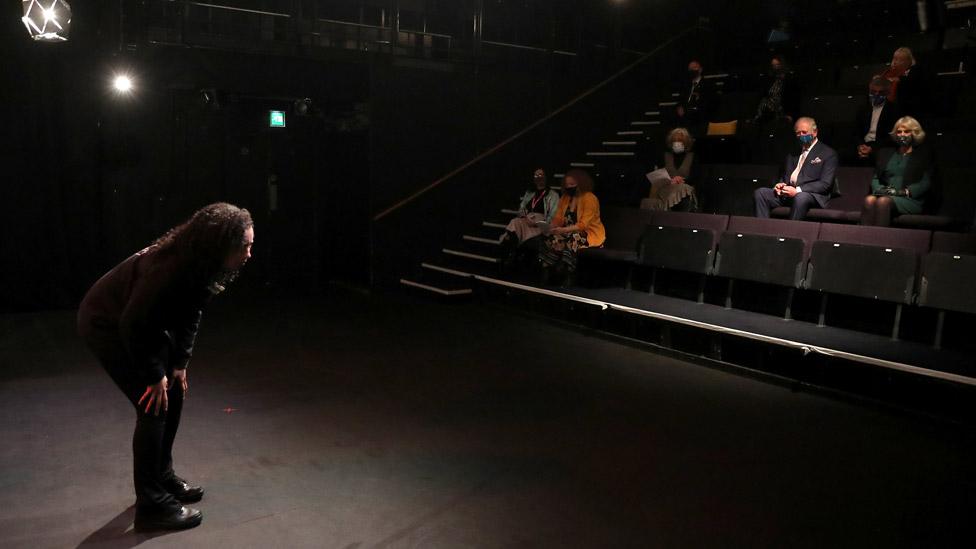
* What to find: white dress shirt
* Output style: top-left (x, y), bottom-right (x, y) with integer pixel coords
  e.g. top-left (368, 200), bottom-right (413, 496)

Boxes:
top-left (790, 138), bottom-right (818, 192)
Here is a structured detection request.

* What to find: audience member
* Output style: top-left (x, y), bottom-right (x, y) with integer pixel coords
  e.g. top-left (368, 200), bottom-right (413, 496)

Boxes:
top-left (753, 54), bottom-right (801, 123)
top-left (675, 60), bottom-right (712, 134)
top-left (856, 76), bottom-right (902, 161)
top-left (861, 116), bottom-right (933, 227)
top-left (754, 117), bottom-right (838, 220)
top-left (501, 168), bottom-right (560, 262)
top-left (539, 169), bottom-right (605, 286)
top-left (880, 47), bottom-right (931, 120)
top-left (642, 128), bottom-right (698, 211)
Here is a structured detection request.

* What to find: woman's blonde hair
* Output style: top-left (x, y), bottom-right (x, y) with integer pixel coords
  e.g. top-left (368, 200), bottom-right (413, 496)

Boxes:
top-left (666, 127), bottom-right (695, 149)
top-left (890, 116), bottom-right (926, 144)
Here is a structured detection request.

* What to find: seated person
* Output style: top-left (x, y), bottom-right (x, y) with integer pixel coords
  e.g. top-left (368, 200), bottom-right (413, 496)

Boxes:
top-left (675, 59), bottom-right (712, 135)
top-left (861, 116), bottom-right (932, 227)
top-left (754, 117), bottom-right (838, 220)
top-left (539, 169), bottom-right (606, 286)
top-left (753, 54), bottom-right (801, 124)
top-left (642, 127), bottom-right (698, 211)
top-left (501, 168), bottom-right (560, 259)
top-left (856, 76), bottom-right (902, 161)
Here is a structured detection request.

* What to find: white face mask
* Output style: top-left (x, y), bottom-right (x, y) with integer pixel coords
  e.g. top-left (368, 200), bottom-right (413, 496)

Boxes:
top-left (671, 142), bottom-right (686, 154)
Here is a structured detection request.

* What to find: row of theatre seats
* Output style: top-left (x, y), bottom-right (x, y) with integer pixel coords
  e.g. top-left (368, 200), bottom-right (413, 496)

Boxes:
top-left (692, 164), bottom-right (976, 230)
top-left (579, 207), bottom-right (976, 348)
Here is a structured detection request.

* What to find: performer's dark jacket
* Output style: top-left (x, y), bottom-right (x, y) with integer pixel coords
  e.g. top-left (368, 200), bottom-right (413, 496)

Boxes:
top-left (78, 246), bottom-right (212, 385)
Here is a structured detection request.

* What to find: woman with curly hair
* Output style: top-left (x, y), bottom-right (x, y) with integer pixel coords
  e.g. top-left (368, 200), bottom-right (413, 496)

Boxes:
top-left (77, 202), bottom-right (254, 531)
top-left (539, 169), bottom-right (605, 286)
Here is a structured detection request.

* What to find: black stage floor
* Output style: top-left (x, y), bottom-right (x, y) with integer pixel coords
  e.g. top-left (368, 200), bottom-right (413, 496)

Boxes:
top-left (2, 289), bottom-right (975, 548)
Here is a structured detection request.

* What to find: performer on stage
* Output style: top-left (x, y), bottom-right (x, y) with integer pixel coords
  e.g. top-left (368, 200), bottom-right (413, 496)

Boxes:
top-left (77, 202), bottom-right (254, 531)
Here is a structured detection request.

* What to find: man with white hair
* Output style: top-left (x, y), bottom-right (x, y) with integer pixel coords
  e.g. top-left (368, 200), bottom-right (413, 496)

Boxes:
top-left (754, 117), bottom-right (838, 220)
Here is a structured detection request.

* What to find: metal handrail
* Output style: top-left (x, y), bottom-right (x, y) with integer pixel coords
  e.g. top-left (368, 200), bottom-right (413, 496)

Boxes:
top-left (184, 1), bottom-right (290, 18)
top-left (482, 40), bottom-right (576, 56)
top-left (372, 24), bottom-right (699, 222)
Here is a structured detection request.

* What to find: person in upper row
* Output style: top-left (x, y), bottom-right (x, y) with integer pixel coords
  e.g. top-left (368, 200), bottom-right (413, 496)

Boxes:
top-left (752, 54), bottom-right (802, 124)
top-left (539, 169), bottom-right (605, 286)
top-left (754, 117), bottom-right (838, 221)
top-left (879, 47), bottom-right (931, 121)
top-left (642, 127), bottom-right (698, 212)
top-left (856, 76), bottom-right (903, 162)
top-left (500, 168), bottom-right (560, 262)
top-left (861, 116), bottom-right (933, 227)
top-left (675, 59), bottom-right (713, 135)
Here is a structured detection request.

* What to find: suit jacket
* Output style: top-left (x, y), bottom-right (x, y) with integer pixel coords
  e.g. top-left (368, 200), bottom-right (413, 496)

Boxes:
top-left (677, 77), bottom-right (713, 118)
top-left (781, 141), bottom-right (838, 208)
top-left (856, 100), bottom-right (902, 149)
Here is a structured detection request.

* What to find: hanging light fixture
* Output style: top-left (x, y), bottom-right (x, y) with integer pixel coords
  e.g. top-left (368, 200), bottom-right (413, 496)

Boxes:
top-left (22, 0), bottom-right (72, 42)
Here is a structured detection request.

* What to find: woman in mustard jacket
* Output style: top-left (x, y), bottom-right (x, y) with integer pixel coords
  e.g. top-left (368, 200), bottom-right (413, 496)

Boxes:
top-left (539, 168), bottom-right (605, 285)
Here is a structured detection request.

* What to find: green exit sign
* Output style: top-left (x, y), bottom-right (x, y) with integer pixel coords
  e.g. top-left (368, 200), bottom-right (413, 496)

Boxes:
top-left (269, 110), bottom-right (286, 128)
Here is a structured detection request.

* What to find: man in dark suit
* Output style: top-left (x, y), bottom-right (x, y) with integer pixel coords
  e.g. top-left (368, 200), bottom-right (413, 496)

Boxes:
top-left (856, 76), bottom-right (902, 161)
top-left (675, 59), bottom-right (712, 135)
top-left (754, 117), bottom-right (838, 220)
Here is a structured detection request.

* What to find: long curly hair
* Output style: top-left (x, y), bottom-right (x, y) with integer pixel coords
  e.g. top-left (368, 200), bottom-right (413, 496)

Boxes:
top-left (153, 202), bottom-right (253, 282)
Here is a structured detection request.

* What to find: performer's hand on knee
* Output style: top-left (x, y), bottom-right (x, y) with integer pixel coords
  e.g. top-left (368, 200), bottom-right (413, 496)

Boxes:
top-left (174, 368), bottom-right (188, 396)
top-left (138, 376), bottom-right (169, 415)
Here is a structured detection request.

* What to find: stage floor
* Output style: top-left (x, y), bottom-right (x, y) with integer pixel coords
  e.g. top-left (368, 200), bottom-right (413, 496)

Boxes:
top-left (1, 289), bottom-right (974, 548)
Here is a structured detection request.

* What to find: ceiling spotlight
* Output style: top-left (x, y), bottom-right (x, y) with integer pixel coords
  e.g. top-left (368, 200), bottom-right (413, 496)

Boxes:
top-left (22, 0), bottom-right (72, 42)
top-left (113, 75), bottom-right (133, 93)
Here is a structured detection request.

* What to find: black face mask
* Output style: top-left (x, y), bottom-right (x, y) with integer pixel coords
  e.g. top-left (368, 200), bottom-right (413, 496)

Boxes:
top-left (564, 187), bottom-right (577, 197)
top-left (688, 70), bottom-right (700, 80)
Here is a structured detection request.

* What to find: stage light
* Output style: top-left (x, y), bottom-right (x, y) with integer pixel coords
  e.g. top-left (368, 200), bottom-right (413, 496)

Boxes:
top-left (112, 74), bottom-right (134, 95)
top-left (22, 0), bottom-right (72, 42)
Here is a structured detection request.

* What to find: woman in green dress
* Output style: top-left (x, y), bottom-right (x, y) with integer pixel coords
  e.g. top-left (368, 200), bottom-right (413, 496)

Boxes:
top-left (861, 116), bottom-right (932, 227)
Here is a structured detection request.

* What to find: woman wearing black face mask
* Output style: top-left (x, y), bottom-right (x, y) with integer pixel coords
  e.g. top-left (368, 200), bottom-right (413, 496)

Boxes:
top-left (538, 169), bottom-right (605, 286)
top-left (862, 116), bottom-right (933, 227)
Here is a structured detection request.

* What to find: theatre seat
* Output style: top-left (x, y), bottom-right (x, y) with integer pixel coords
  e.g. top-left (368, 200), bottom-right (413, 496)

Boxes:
top-left (639, 211), bottom-right (729, 274)
top-left (919, 253), bottom-right (976, 315)
top-left (771, 166), bottom-right (873, 223)
top-left (714, 217), bottom-right (821, 288)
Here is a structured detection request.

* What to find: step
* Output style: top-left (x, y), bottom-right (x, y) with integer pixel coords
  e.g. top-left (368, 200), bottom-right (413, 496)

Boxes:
top-left (483, 221), bottom-right (507, 229)
top-left (586, 151), bottom-right (635, 157)
top-left (602, 141), bottom-right (637, 146)
top-left (616, 130), bottom-right (644, 136)
top-left (658, 101), bottom-right (677, 107)
top-left (463, 234), bottom-right (503, 245)
top-left (421, 262), bottom-right (478, 279)
top-left (442, 248), bottom-right (501, 264)
top-left (569, 162), bottom-right (595, 167)
top-left (399, 278), bottom-right (473, 296)
top-left (630, 120), bottom-right (661, 126)
top-left (644, 111), bottom-right (660, 116)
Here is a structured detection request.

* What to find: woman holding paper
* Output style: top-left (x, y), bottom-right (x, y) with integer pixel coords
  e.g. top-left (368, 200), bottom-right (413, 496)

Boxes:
top-left (642, 127), bottom-right (698, 211)
top-left (538, 169), bottom-right (605, 286)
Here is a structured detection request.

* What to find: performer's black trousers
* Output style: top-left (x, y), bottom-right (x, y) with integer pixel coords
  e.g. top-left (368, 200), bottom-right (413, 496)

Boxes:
top-left (82, 333), bottom-right (183, 512)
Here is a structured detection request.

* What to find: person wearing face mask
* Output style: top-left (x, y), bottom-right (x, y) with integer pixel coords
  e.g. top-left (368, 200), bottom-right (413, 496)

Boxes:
top-left (856, 76), bottom-right (902, 162)
top-left (862, 117), bottom-right (932, 227)
top-left (643, 128), bottom-right (699, 211)
top-left (77, 203), bottom-right (254, 531)
top-left (753, 54), bottom-right (801, 124)
top-left (501, 168), bottom-right (560, 263)
top-left (675, 59), bottom-right (712, 135)
top-left (539, 169), bottom-right (606, 286)
top-left (754, 117), bottom-right (838, 220)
